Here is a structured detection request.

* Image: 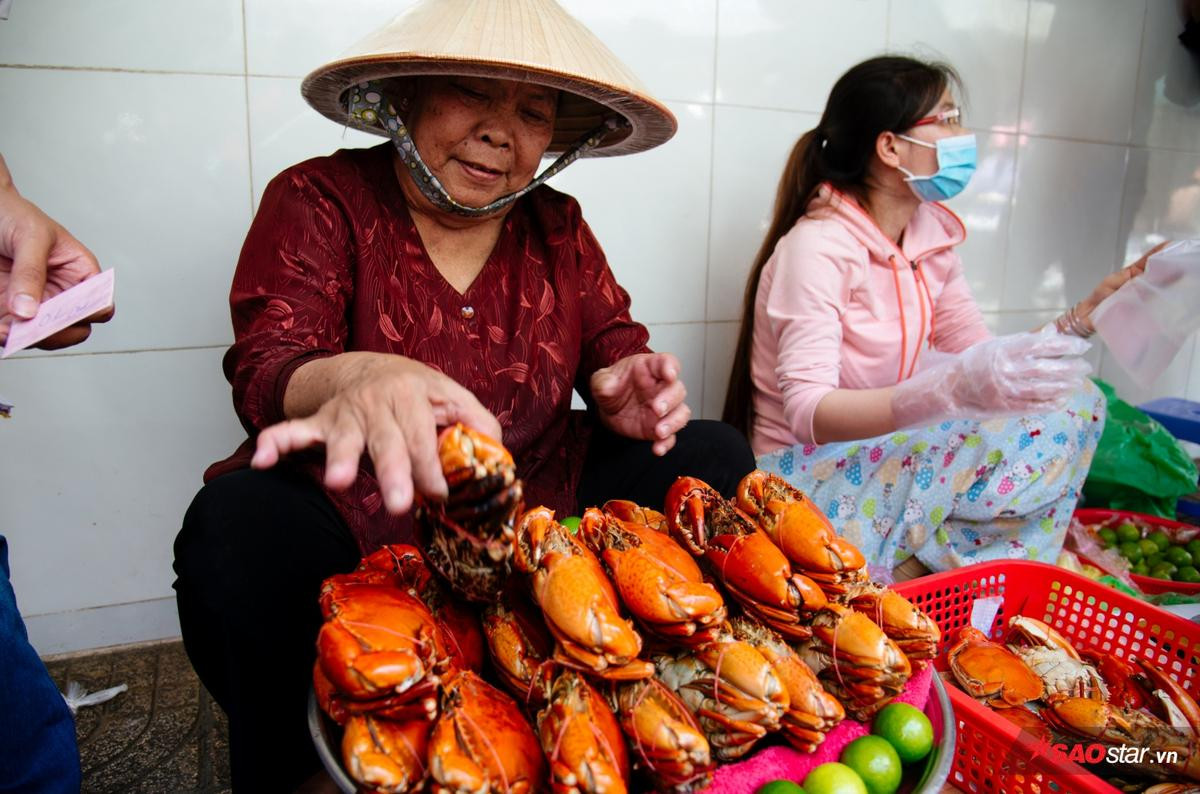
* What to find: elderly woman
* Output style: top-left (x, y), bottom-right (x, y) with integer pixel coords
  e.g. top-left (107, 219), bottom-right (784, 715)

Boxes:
top-left (173, 0), bottom-right (753, 789)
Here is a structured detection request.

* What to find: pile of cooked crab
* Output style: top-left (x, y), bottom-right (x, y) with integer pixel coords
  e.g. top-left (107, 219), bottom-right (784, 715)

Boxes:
top-left (946, 615), bottom-right (1200, 790)
top-left (313, 423), bottom-right (942, 794)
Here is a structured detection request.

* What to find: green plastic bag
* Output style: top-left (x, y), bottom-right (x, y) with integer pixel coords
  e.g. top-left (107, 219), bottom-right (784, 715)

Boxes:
top-left (1081, 379), bottom-right (1198, 517)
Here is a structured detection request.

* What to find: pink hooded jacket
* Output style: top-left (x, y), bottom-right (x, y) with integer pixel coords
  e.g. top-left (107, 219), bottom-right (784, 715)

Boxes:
top-left (749, 183), bottom-right (991, 454)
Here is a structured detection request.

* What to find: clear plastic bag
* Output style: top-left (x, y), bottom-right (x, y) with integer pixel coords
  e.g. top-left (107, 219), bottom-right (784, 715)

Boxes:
top-left (1092, 239), bottom-right (1200, 383)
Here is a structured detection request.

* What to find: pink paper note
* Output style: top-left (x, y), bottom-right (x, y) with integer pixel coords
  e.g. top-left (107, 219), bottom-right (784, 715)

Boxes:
top-left (2, 269), bottom-right (115, 358)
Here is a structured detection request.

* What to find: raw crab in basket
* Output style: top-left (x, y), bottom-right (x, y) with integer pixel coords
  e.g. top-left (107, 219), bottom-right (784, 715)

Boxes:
top-left (946, 626), bottom-right (1042, 709)
top-left (664, 475), bottom-right (827, 641)
top-left (415, 423), bottom-right (523, 603)
top-left (1042, 693), bottom-right (1200, 783)
top-left (1004, 616), bottom-right (1107, 701)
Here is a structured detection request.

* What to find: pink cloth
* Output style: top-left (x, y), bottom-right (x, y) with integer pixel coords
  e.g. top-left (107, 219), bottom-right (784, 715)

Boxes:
top-left (703, 663), bottom-right (935, 793)
top-left (749, 184), bottom-right (991, 453)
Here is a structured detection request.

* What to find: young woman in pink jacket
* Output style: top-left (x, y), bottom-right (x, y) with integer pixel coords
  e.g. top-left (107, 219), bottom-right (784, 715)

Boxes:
top-left (725, 56), bottom-right (1152, 578)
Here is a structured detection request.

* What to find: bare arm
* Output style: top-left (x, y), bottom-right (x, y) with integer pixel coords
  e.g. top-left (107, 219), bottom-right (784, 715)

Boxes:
top-left (811, 387), bottom-right (898, 444)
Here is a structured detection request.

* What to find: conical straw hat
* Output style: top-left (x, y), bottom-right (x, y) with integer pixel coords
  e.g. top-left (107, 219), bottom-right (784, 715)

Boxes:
top-left (301, 0), bottom-right (677, 157)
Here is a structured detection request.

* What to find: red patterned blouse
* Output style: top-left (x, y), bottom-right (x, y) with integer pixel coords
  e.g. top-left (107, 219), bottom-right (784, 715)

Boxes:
top-left (207, 144), bottom-right (651, 552)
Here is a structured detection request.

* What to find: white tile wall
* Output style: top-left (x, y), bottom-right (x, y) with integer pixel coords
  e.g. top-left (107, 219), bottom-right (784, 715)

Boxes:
top-left (0, 0), bottom-right (244, 73)
top-left (715, 0), bottom-right (888, 112)
top-left (1002, 136), bottom-right (1128, 311)
top-left (1022, 0), bottom-right (1146, 143)
top-left (547, 101), bottom-right (713, 326)
top-left (247, 76), bottom-right (379, 208)
top-left (1, 348), bottom-right (245, 615)
top-left (3, 0), bottom-right (1199, 654)
top-left (0, 69), bottom-right (251, 352)
top-left (888, 0), bottom-right (1029, 133)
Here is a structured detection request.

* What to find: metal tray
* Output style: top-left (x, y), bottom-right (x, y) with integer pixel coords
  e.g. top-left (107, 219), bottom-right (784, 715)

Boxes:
top-left (309, 669), bottom-right (956, 793)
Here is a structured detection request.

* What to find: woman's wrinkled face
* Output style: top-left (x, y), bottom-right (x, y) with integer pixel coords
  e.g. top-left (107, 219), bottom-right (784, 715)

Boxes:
top-left (405, 76), bottom-right (557, 209)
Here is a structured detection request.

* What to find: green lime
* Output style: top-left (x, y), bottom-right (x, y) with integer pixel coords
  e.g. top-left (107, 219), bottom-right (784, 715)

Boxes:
top-left (1118, 541), bottom-right (1144, 563)
top-left (559, 515), bottom-right (581, 533)
top-left (1149, 562), bottom-right (1178, 580)
top-left (1166, 546), bottom-right (1194, 567)
top-left (1132, 561), bottom-right (1149, 576)
top-left (1186, 539), bottom-right (1200, 556)
top-left (1147, 530), bottom-right (1172, 552)
top-left (840, 736), bottom-right (902, 794)
top-left (757, 782), bottom-right (807, 794)
top-left (1176, 565), bottom-right (1200, 584)
top-left (1138, 539), bottom-right (1160, 559)
top-left (1097, 527), bottom-right (1118, 547)
top-left (873, 702), bottom-right (934, 764)
top-left (803, 763), bottom-right (868, 794)
top-left (1193, 547), bottom-right (1200, 567)
top-left (1146, 552), bottom-right (1165, 568)
top-left (1115, 522), bottom-right (1141, 544)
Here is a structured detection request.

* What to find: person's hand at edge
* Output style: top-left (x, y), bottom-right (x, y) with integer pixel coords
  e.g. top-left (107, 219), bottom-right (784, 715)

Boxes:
top-left (0, 153), bottom-right (112, 349)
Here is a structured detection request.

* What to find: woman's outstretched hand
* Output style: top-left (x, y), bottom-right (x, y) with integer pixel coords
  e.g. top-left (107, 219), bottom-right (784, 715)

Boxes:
top-left (250, 353), bottom-right (501, 515)
top-left (591, 352), bottom-right (691, 456)
top-left (1072, 242), bottom-right (1170, 334)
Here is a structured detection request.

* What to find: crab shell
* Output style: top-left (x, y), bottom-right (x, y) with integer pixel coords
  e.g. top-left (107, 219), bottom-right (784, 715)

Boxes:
top-left (536, 670), bottom-right (630, 794)
top-left (1041, 694), bottom-right (1200, 782)
top-left (735, 470), bottom-right (869, 595)
top-left (946, 626), bottom-right (1042, 709)
top-left (654, 629), bottom-right (790, 761)
top-left (415, 424), bottom-right (523, 603)
top-left (728, 616), bottom-right (844, 753)
top-left (1005, 616), bottom-right (1106, 701)
top-left (607, 677), bottom-right (714, 793)
top-left (841, 582), bottom-right (941, 662)
top-left (664, 476), bottom-right (827, 641)
top-left (514, 506), bottom-right (653, 681)
top-left (481, 591), bottom-right (556, 708)
top-left (579, 507), bottom-right (726, 646)
top-left (317, 583), bottom-right (450, 711)
top-left (1080, 649), bottom-right (1147, 710)
top-left (428, 669), bottom-right (547, 794)
top-left (602, 499), bottom-right (670, 533)
top-left (801, 604), bottom-right (912, 722)
top-left (342, 713), bottom-right (430, 794)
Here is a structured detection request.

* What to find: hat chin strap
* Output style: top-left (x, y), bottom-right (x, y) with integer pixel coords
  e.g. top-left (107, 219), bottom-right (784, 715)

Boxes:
top-left (345, 81), bottom-right (628, 217)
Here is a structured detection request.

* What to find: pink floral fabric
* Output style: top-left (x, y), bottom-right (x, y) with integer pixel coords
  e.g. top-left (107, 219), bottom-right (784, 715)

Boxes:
top-left (207, 144), bottom-right (650, 552)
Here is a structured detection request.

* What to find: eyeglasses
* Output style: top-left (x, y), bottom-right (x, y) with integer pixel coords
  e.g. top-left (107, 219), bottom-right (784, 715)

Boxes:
top-left (912, 107), bottom-right (962, 127)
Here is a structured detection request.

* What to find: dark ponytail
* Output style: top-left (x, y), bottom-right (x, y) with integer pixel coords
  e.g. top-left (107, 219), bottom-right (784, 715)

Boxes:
top-left (722, 56), bottom-right (960, 437)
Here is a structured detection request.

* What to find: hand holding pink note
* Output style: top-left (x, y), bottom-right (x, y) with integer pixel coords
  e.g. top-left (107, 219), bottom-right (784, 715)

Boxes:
top-left (2, 269), bottom-right (115, 358)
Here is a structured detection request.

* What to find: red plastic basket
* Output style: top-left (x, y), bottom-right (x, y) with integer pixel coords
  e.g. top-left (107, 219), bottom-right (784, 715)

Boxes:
top-left (893, 560), bottom-right (1200, 794)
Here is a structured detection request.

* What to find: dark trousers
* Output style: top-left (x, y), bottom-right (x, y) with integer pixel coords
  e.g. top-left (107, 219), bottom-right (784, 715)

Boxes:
top-left (173, 419), bottom-right (753, 792)
top-left (0, 536), bottom-right (82, 794)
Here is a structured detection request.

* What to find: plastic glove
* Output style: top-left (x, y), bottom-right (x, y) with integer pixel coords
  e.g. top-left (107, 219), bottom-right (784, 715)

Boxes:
top-left (891, 326), bottom-right (1092, 430)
